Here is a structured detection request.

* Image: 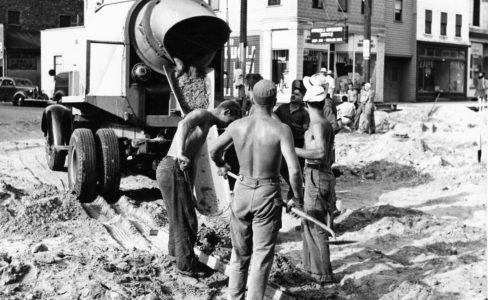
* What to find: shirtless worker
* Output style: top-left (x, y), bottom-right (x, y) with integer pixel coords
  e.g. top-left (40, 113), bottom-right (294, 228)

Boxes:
top-left (292, 85), bottom-right (336, 284)
top-left (210, 80), bottom-right (303, 300)
top-left (156, 100), bottom-right (241, 277)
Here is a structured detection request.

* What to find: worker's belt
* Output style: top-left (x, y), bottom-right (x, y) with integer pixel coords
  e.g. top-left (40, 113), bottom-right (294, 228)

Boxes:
top-left (305, 163), bottom-right (329, 170)
top-left (236, 174), bottom-right (281, 186)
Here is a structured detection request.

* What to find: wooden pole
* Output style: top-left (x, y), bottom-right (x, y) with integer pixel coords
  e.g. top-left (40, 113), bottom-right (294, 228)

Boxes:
top-left (363, 0), bottom-right (372, 83)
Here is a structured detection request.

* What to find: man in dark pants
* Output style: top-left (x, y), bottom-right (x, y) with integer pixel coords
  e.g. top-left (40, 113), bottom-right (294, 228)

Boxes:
top-left (293, 85), bottom-right (336, 284)
top-left (156, 101), bottom-right (241, 277)
top-left (210, 80), bottom-right (303, 300)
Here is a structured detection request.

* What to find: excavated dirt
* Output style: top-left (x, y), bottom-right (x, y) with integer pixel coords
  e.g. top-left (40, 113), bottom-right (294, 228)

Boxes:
top-left (0, 103), bottom-right (486, 299)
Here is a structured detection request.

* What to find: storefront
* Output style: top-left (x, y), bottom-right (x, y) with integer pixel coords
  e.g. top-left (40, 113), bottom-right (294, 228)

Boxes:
top-left (417, 42), bottom-right (468, 100)
top-left (223, 35), bottom-right (260, 97)
top-left (468, 40), bottom-right (488, 98)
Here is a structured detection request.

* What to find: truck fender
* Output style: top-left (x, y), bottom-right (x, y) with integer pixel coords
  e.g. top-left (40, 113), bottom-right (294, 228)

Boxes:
top-left (41, 104), bottom-right (72, 147)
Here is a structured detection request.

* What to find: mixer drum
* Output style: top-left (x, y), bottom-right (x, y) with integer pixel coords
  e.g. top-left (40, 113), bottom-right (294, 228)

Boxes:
top-left (130, 0), bottom-right (230, 74)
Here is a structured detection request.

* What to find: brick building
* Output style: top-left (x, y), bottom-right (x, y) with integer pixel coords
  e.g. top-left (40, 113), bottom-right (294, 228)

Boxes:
top-left (416, 0), bottom-right (470, 100)
top-left (0, 0), bottom-right (84, 86)
top-left (211, 0), bottom-right (417, 102)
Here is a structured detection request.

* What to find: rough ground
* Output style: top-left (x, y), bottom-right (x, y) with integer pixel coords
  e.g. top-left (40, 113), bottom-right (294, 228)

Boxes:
top-left (0, 102), bottom-right (486, 299)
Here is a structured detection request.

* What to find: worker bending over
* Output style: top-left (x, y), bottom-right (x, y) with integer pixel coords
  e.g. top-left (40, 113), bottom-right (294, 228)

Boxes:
top-left (210, 80), bottom-right (303, 300)
top-left (156, 101), bottom-right (241, 277)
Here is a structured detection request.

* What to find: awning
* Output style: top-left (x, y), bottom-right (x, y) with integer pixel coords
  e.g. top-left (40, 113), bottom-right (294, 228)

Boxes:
top-left (6, 29), bottom-right (40, 50)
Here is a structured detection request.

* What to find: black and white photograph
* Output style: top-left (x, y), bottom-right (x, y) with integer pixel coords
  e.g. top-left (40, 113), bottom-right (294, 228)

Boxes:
top-left (0, 0), bottom-right (486, 299)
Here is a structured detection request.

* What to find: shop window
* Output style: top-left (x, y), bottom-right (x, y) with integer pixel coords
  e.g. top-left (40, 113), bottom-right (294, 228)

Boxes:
top-left (268, 0), bottom-right (280, 6)
top-left (312, 0), bottom-right (324, 9)
top-left (473, 0), bottom-right (480, 27)
top-left (394, 0), bottom-right (402, 21)
top-left (440, 12), bottom-right (447, 36)
top-left (303, 50), bottom-right (327, 76)
top-left (417, 44), bottom-right (466, 95)
top-left (59, 15), bottom-right (71, 27)
top-left (425, 10), bottom-right (432, 34)
top-left (361, 0), bottom-right (372, 15)
top-left (208, 0), bottom-right (219, 11)
top-left (7, 11), bottom-right (20, 26)
top-left (338, 0), bottom-right (347, 12)
top-left (455, 14), bottom-right (462, 37)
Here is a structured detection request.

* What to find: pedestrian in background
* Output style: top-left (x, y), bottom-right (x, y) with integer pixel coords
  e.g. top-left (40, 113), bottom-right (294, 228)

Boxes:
top-left (354, 82), bottom-right (375, 134)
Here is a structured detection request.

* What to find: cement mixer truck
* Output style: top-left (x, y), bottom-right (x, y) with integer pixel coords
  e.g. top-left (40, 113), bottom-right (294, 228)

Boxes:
top-left (40, 0), bottom-right (230, 202)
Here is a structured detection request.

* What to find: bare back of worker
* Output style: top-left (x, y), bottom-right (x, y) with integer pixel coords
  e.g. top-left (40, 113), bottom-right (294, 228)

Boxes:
top-left (231, 115), bottom-right (285, 178)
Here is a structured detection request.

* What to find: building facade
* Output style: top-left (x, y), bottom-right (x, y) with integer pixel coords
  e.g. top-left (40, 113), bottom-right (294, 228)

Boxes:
top-left (468, 0), bottom-right (488, 98)
top-left (416, 0), bottom-right (470, 100)
top-left (212, 0), bottom-right (417, 102)
top-left (0, 0), bottom-right (84, 86)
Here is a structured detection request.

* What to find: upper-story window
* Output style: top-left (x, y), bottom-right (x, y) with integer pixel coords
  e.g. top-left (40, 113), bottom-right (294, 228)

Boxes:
top-left (455, 14), bottom-right (462, 37)
top-left (338, 0), bottom-right (347, 12)
top-left (425, 10), bottom-right (432, 34)
top-left (394, 0), bottom-right (402, 21)
top-left (208, 0), bottom-right (219, 11)
top-left (268, 0), bottom-right (281, 6)
top-left (312, 0), bottom-right (324, 9)
top-left (473, 0), bottom-right (480, 26)
top-left (361, 0), bottom-right (372, 15)
top-left (59, 15), bottom-right (71, 27)
top-left (7, 11), bottom-right (20, 26)
top-left (440, 12), bottom-right (447, 36)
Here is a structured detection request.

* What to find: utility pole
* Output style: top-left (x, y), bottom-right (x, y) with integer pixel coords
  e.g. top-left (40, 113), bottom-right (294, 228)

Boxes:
top-left (239, 0), bottom-right (247, 79)
top-left (363, 0), bottom-right (371, 83)
top-left (226, 0), bottom-right (232, 97)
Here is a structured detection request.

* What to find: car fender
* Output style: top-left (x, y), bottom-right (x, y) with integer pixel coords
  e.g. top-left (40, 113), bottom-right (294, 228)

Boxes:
top-left (13, 91), bottom-right (27, 99)
top-left (53, 90), bottom-right (65, 102)
top-left (41, 104), bottom-right (72, 146)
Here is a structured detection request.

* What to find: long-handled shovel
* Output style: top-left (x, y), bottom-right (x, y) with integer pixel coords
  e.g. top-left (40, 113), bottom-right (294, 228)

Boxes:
top-left (226, 171), bottom-right (357, 245)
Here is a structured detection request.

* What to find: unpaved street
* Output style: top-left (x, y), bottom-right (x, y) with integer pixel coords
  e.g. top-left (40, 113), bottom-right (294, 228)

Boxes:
top-left (0, 102), bottom-right (486, 299)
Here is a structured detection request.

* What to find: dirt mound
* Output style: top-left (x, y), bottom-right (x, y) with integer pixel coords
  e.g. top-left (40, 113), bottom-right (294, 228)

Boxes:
top-left (0, 192), bottom-right (88, 239)
top-left (335, 205), bottom-right (424, 234)
top-left (338, 160), bottom-right (431, 183)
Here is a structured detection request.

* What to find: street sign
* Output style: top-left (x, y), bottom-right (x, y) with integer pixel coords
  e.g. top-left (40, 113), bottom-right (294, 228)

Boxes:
top-left (363, 39), bottom-right (371, 59)
top-left (309, 26), bottom-right (348, 44)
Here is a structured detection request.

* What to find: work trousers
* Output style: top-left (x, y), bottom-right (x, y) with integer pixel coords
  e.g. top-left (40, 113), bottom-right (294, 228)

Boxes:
top-left (228, 175), bottom-right (282, 300)
top-left (354, 102), bottom-right (375, 133)
top-left (156, 156), bottom-right (198, 272)
top-left (302, 167), bottom-right (335, 283)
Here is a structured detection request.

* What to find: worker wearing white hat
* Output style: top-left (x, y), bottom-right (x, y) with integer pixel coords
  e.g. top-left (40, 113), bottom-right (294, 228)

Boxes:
top-left (291, 84), bottom-right (337, 284)
top-left (302, 74), bottom-right (339, 133)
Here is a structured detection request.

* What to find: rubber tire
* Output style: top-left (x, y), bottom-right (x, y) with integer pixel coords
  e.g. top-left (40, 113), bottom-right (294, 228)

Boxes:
top-left (68, 129), bottom-right (98, 202)
top-left (14, 95), bottom-right (25, 107)
top-left (95, 129), bottom-right (121, 201)
top-left (45, 123), bottom-right (67, 171)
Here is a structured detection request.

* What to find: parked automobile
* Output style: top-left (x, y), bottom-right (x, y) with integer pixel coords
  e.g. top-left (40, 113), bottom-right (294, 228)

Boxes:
top-left (0, 77), bottom-right (49, 106)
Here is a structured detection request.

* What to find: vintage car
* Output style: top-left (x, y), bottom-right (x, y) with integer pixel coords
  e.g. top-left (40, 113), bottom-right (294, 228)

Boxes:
top-left (0, 77), bottom-right (48, 106)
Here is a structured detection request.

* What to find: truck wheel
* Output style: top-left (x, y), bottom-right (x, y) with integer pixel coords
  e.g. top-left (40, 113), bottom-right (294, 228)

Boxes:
top-left (68, 129), bottom-right (98, 202)
top-left (13, 95), bottom-right (25, 107)
top-left (96, 129), bottom-right (121, 201)
top-left (45, 125), bottom-right (67, 171)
